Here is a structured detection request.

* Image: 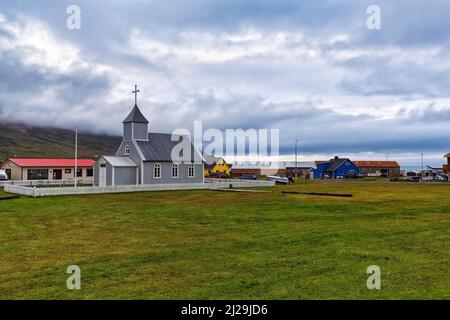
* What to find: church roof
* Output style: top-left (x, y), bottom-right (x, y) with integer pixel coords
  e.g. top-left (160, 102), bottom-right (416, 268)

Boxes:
top-left (123, 105), bottom-right (149, 124)
top-left (137, 133), bottom-right (202, 162)
top-left (102, 156), bottom-right (138, 167)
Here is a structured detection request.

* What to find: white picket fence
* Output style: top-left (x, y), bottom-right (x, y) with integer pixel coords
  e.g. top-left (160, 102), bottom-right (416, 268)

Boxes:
top-left (0, 179), bottom-right (93, 187)
top-left (4, 179), bottom-right (275, 197)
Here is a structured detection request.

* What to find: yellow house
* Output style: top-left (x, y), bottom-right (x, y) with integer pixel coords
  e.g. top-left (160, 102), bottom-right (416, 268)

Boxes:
top-left (203, 154), bottom-right (231, 177)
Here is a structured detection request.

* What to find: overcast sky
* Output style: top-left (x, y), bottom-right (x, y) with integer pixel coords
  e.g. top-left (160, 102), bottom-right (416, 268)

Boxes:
top-left (0, 0), bottom-right (449, 165)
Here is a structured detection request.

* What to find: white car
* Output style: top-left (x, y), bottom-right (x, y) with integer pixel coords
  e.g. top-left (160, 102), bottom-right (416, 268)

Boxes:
top-left (267, 175), bottom-right (289, 184)
top-left (0, 169), bottom-right (8, 180)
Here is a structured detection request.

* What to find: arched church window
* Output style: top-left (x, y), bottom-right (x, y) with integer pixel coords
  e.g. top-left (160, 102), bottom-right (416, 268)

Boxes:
top-left (154, 163), bottom-right (161, 178)
top-left (172, 164), bottom-right (179, 178)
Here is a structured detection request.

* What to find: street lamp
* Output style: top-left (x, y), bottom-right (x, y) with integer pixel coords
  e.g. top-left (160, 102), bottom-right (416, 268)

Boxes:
top-left (75, 127), bottom-right (78, 187)
top-left (295, 139), bottom-right (299, 177)
top-left (386, 153), bottom-right (390, 178)
top-left (421, 153), bottom-right (424, 182)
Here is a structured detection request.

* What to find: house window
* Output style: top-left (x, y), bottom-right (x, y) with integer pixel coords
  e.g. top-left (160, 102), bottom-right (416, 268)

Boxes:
top-left (125, 145), bottom-right (130, 155)
top-left (87, 168), bottom-right (93, 177)
top-left (76, 169), bottom-right (83, 177)
top-left (65, 169), bottom-right (72, 174)
top-left (172, 164), bottom-right (179, 178)
top-left (188, 164), bottom-right (195, 178)
top-left (27, 169), bottom-right (49, 180)
top-left (154, 163), bottom-right (161, 178)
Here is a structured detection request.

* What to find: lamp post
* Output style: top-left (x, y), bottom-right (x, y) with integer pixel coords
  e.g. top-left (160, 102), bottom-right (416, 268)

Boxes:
top-left (75, 127), bottom-right (78, 187)
top-left (421, 153), bottom-right (424, 182)
top-left (295, 139), bottom-right (299, 177)
top-left (386, 153), bottom-right (390, 178)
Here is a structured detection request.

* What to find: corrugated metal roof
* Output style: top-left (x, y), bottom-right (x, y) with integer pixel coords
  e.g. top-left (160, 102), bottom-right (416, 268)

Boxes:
top-left (8, 158), bottom-right (95, 167)
top-left (354, 161), bottom-right (400, 168)
top-left (103, 156), bottom-right (137, 167)
top-left (123, 105), bottom-right (149, 124)
top-left (137, 133), bottom-right (201, 162)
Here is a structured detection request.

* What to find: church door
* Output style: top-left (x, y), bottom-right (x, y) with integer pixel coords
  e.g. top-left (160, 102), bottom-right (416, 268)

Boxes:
top-left (99, 164), bottom-right (107, 187)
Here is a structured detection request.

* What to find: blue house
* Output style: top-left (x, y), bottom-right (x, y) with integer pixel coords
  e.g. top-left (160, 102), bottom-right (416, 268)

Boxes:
top-left (314, 157), bottom-right (360, 179)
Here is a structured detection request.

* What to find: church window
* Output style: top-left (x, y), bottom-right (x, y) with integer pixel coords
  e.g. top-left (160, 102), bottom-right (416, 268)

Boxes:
top-left (154, 163), bottom-right (161, 178)
top-left (125, 145), bottom-right (130, 155)
top-left (172, 164), bottom-right (179, 178)
top-left (188, 164), bottom-right (195, 178)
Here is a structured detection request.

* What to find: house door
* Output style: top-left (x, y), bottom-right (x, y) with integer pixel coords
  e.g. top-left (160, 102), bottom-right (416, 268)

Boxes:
top-left (5, 169), bottom-right (11, 180)
top-left (53, 169), bottom-right (62, 180)
top-left (99, 164), bottom-right (107, 187)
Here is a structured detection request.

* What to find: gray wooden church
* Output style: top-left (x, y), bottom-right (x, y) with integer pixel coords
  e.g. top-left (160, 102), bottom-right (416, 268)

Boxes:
top-left (93, 87), bottom-right (204, 186)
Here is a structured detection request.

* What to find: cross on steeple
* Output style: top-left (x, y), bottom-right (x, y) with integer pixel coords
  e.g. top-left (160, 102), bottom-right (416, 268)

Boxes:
top-left (132, 84), bottom-right (140, 105)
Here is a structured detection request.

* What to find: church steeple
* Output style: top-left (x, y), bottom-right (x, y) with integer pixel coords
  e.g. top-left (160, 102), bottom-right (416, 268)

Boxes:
top-left (123, 104), bottom-right (149, 124)
top-left (122, 85), bottom-right (149, 141)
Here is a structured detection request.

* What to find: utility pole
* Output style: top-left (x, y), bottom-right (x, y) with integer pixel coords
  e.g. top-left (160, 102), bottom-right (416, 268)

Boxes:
top-left (386, 153), bottom-right (390, 178)
top-left (75, 127), bottom-right (78, 187)
top-left (295, 139), bottom-right (299, 177)
top-left (421, 153), bottom-right (424, 182)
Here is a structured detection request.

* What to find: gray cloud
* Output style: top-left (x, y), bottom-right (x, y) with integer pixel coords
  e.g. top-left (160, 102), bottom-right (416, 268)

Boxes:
top-left (0, 1), bottom-right (449, 164)
top-left (338, 54), bottom-right (450, 97)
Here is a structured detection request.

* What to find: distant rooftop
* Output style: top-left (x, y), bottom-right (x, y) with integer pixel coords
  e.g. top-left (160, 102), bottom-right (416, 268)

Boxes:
top-left (232, 161), bottom-right (315, 170)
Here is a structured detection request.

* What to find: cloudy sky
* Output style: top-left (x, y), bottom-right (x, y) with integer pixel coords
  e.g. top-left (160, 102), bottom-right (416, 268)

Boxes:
top-left (0, 0), bottom-right (449, 165)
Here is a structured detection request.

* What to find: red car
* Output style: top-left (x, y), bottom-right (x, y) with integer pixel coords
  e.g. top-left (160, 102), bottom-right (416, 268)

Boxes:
top-left (206, 172), bottom-right (229, 179)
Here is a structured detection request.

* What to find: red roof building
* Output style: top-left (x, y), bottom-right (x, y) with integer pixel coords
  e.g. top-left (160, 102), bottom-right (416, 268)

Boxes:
top-left (354, 160), bottom-right (401, 177)
top-left (444, 153), bottom-right (450, 176)
top-left (0, 158), bottom-right (95, 181)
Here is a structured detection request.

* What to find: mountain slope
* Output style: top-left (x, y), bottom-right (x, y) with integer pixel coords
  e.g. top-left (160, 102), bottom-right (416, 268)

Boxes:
top-left (0, 122), bottom-right (121, 160)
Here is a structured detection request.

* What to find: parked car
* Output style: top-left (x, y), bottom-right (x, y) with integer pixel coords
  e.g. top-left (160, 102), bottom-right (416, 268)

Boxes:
top-left (344, 170), bottom-right (358, 179)
top-left (206, 172), bottom-right (229, 179)
top-left (239, 174), bottom-right (257, 180)
top-left (0, 169), bottom-right (8, 181)
top-left (267, 175), bottom-right (289, 184)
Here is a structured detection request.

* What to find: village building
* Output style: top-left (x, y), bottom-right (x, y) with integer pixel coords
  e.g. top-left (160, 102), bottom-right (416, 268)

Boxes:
top-left (93, 89), bottom-right (203, 186)
top-left (354, 161), bottom-right (401, 177)
top-left (230, 161), bottom-right (314, 178)
top-left (0, 158), bottom-right (95, 181)
top-left (444, 153), bottom-right (450, 178)
top-left (203, 154), bottom-right (232, 177)
top-left (313, 157), bottom-right (359, 179)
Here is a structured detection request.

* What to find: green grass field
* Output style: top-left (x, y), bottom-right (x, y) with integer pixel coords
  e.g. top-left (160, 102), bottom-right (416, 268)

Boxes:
top-left (0, 182), bottom-right (449, 299)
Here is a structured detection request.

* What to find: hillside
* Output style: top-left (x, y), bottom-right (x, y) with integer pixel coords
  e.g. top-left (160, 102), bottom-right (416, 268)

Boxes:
top-left (0, 122), bottom-right (121, 160)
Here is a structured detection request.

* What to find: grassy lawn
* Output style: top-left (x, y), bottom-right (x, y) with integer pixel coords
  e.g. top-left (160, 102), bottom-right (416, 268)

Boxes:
top-left (0, 187), bottom-right (9, 197)
top-left (0, 182), bottom-right (449, 299)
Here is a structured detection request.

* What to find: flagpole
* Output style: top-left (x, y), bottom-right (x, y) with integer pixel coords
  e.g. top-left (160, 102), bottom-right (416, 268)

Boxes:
top-left (75, 127), bottom-right (78, 187)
